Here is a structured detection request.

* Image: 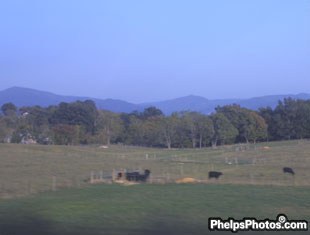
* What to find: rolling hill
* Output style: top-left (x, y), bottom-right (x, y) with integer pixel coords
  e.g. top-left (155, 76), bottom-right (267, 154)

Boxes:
top-left (1, 86), bottom-right (310, 114)
top-left (0, 87), bottom-right (141, 113)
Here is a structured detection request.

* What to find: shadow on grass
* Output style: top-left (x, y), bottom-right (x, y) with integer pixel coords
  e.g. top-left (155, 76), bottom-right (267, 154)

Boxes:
top-left (0, 217), bottom-right (49, 235)
top-left (0, 211), bottom-right (308, 235)
top-left (0, 211), bottom-right (76, 235)
top-left (126, 215), bottom-right (206, 235)
top-left (0, 212), bottom-right (206, 235)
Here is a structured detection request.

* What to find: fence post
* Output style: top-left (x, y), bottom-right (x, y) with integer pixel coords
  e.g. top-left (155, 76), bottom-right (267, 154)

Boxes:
top-left (179, 163), bottom-right (184, 176)
top-left (27, 181), bottom-right (32, 194)
top-left (250, 174), bottom-right (254, 185)
top-left (52, 176), bottom-right (56, 191)
top-left (235, 157), bottom-right (239, 167)
top-left (112, 169), bottom-right (116, 181)
top-left (76, 177), bottom-right (81, 188)
top-left (100, 171), bottom-right (103, 181)
top-left (90, 171), bottom-right (94, 184)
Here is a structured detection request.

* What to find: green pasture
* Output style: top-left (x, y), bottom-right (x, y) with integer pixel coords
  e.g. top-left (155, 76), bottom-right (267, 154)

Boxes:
top-left (0, 184), bottom-right (309, 235)
top-left (0, 140), bottom-right (310, 198)
top-left (0, 141), bottom-right (309, 234)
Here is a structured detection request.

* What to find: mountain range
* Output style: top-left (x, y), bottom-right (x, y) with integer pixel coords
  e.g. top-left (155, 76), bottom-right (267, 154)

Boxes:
top-left (1, 87), bottom-right (310, 114)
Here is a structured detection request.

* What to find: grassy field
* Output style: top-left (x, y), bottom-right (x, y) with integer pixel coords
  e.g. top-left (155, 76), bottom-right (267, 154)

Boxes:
top-left (0, 141), bottom-right (309, 234)
top-left (0, 140), bottom-right (310, 198)
top-left (0, 184), bottom-right (309, 235)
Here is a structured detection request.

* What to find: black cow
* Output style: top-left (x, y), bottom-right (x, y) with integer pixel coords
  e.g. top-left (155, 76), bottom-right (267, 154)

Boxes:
top-left (283, 167), bottom-right (295, 175)
top-left (116, 172), bottom-right (123, 180)
top-left (208, 171), bottom-right (223, 179)
top-left (126, 169), bottom-right (151, 182)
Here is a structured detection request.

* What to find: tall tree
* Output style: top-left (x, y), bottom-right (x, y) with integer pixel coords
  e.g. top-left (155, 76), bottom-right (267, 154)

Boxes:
top-left (211, 113), bottom-right (238, 147)
top-left (52, 124), bottom-right (80, 145)
top-left (96, 110), bottom-right (123, 145)
top-left (183, 112), bottom-right (198, 148)
top-left (272, 99), bottom-right (297, 140)
top-left (259, 107), bottom-right (275, 141)
top-left (182, 112), bottom-right (213, 148)
top-left (246, 111), bottom-right (268, 143)
top-left (50, 100), bottom-right (97, 134)
top-left (195, 114), bottom-right (214, 148)
top-left (216, 104), bottom-right (267, 143)
top-left (0, 117), bottom-right (14, 143)
top-left (140, 117), bottom-right (163, 147)
top-left (19, 106), bottom-right (52, 144)
top-left (1, 103), bottom-right (17, 116)
top-left (160, 113), bottom-right (179, 149)
top-left (141, 106), bottom-right (163, 119)
top-left (294, 100), bottom-right (310, 138)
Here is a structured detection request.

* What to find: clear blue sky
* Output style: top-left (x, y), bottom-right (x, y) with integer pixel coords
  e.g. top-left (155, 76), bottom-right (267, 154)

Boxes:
top-left (0, 0), bottom-right (309, 103)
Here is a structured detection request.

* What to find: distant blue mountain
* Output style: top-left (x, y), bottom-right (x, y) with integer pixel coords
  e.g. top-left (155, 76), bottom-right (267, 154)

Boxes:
top-left (0, 87), bottom-right (141, 113)
top-left (143, 94), bottom-right (310, 114)
top-left (1, 87), bottom-right (310, 114)
top-left (141, 95), bottom-right (239, 114)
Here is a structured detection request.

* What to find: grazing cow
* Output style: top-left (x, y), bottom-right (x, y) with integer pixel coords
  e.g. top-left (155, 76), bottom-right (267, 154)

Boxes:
top-left (208, 171), bottom-right (223, 179)
top-left (283, 167), bottom-right (295, 175)
top-left (126, 169), bottom-right (151, 182)
top-left (117, 172), bottom-right (123, 180)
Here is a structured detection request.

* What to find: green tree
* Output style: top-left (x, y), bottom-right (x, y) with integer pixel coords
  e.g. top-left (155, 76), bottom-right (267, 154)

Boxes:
top-left (20, 106), bottom-right (52, 144)
top-left (125, 115), bottom-right (145, 146)
top-left (96, 110), bottom-right (123, 145)
top-left (216, 104), bottom-right (267, 143)
top-left (160, 113), bottom-right (179, 149)
top-left (120, 107), bottom-right (164, 147)
top-left (183, 112), bottom-right (199, 148)
top-left (0, 117), bottom-right (14, 143)
top-left (211, 113), bottom-right (238, 147)
top-left (1, 103), bottom-right (17, 116)
top-left (195, 114), bottom-right (214, 148)
top-left (246, 111), bottom-right (268, 143)
top-left (271, 98), bottom-right (298, 140)
top-left (141, 106), bottom-right (163, 119)
top-left (52, 124), bottom-right (80, 145)
top-left (175, 113), bottom-right (191, 148)
top-left (182, 112), bottom-right (213, 148)
top-left (50, 100), bottom-right (97, 134)
top-left (259, 107), bottom-right (275, 141)
top-left (141, 117), bottom-right (163, 147)
top-left (294, 100), bottom-right (310, 138)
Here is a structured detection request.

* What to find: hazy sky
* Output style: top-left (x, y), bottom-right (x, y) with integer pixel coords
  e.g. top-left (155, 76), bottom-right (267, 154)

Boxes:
top-left (0, 0), bottom-right (309, 103)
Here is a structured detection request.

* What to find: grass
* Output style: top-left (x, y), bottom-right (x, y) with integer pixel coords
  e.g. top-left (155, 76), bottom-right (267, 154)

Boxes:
top-left (0, 184), bottom-right (309, 235)
top-left (0, 140), bottom-right (310, 234)
top-left (0, 140), bottom-right (310, 198)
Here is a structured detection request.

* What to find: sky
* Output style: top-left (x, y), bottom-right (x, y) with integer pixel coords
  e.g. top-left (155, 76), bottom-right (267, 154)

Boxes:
top-left (0, 0), bottom-right (309, 103)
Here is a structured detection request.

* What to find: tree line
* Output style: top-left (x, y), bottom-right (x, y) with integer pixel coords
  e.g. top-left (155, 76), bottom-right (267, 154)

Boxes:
top-left (0, 98), bottom-right (309, 148)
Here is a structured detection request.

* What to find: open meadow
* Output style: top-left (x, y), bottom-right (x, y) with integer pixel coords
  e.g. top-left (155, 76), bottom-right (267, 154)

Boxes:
top-left (0, 140), bottom-right (309, 234)
top-left (0, 140), bottom-right (310, 197)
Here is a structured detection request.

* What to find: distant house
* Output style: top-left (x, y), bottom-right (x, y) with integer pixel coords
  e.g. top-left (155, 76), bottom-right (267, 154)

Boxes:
top-left (99, 145), bottom-right (109, 149)
top-left (21, 138), bottom-right (37, 144)
top-left (21, 134), bottom-right (37, 144)
top-left (4, 136), bottom-right (11, 143)
top-left (21, 112), bottom-right (29, 117)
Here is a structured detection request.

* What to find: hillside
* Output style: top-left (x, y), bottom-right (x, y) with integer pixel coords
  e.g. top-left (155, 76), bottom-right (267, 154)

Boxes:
top-left (0, 87), bottom-right (141, 113)
top-left (0, 140), bottom-right (309, 198)
top-left (1, 87), bottom-right (310, 114)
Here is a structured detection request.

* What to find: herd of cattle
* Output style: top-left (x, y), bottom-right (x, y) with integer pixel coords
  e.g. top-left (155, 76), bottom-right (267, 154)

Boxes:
top-left (120, 167), bottom-right (295, 182)
top-left (117, 169), bottom-right (151, 182)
